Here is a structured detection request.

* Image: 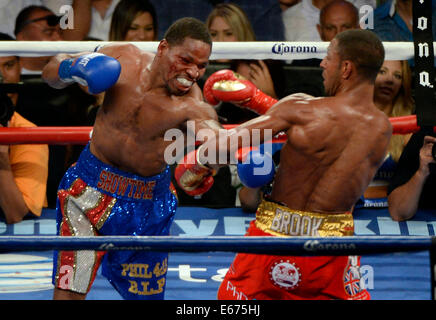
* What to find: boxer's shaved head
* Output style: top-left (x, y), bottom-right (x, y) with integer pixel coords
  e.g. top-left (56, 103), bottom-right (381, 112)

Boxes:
top-left (335, 29), bottom-right (385, 82)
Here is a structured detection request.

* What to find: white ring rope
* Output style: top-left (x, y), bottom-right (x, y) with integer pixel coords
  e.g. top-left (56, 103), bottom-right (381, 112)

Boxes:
top-left (0, 41), bottom-right (419, 60)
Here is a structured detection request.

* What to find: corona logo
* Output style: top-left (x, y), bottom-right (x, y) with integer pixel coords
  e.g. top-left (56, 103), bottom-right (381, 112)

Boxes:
top-left (271, 43), bottom-right (317, 55)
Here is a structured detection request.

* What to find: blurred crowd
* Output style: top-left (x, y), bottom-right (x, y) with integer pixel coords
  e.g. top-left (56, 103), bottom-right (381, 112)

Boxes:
top-left (0, 0), bottom-right (434, 224)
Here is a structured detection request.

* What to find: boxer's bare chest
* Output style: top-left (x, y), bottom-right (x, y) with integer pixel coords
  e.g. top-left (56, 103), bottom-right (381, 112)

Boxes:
top-left (92, 93), bottom-right (190, 175)
top-left (104, 86), bottom-right (191, 138)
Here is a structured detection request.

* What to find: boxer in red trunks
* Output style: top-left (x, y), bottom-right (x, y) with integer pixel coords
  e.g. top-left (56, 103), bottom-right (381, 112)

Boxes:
top-left (175, 30), bottom-right (391, 300)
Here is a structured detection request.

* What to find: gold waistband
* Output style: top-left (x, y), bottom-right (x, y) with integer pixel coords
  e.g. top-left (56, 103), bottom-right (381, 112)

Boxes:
top-left (255, 199), bottom-right (354, 237)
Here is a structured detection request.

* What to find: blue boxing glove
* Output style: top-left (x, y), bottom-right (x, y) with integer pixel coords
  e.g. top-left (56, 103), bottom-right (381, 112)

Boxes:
top-left (58, 53), bottom-right (121, 94)
top-left (236, 142), bottom-right (283, 188)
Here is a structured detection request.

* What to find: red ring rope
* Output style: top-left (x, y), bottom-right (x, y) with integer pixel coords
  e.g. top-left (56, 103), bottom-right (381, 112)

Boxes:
top-left (0, 126), bottom-right (93, 145)
top-left (0, 115), bottom-right (428, 145)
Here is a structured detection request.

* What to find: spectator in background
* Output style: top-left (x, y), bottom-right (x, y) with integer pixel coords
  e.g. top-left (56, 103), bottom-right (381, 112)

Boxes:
top-left (373, 0), bottom-right (436, 42)
top-left (283, 0), bottom-right (373, 42)
top-left (357, 61), bottom-right (414, 208)
top-left (279, 0), bottom-right (301, 12)
top-left (0, 32), bottom-right (49, 224)
top-left (317, 0), bottom-right (359, 41)
top-left (149, 0), bottom-right (284, 41)
top-left (206, 3), bottom-right (286, 124)
top-left (13, 7), bottom-right (96, 207)
top-left (0, 0), bottom-right (70, 37)
top-left (109, 0), bottom-right (158, 41)
top-left (374, 60), bottom-right (414, 158)
top-left (387, 132), bottom-right (436, 221)
top-left (203, 3), bottom-right (287, 209)
top-left (293, 0), bottom-right (360, 67)
top-left (62, 0), bottom-right (121, 40)
top-left (14, 5), bottom-right (62, 74)
top-left (0, 1), bottom-right (40, 36)
top-left (357, 60), bottom-right (414, 208)
top-left (207, 3), bottom-right (255, 45)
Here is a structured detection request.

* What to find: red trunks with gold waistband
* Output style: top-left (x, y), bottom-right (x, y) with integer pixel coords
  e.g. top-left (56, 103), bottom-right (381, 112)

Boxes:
top-left (217, 199), bottom-right (370, 300)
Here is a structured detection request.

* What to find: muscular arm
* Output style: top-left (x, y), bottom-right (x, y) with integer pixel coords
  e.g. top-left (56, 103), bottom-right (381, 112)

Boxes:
top-left (239, 186), bottom-right (263, 212)
top-left (388, 135), bottom-right (436, 221)
top-left (97, 43), bottom-right (142, 59)
top-left (198, 101), bottom-right (292, 169)
top-left (175, 93), bottom-right (291, 195)
top-left (185, 90), bottom-right (222, 136)
top-left (388, 170), bottom-right (428, 221)
top-left (42, 43), bottom-right (136, 93)
top-left (42, 52), bottom-right (87, 90)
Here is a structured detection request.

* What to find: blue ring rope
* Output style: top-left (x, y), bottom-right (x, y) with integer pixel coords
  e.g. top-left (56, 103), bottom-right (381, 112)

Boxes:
top-left (0, 236), bottom-right (434, 255)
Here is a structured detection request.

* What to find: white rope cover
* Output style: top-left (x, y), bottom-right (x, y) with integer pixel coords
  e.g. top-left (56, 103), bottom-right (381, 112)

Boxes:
top-left (0, 41), bottom-right (419, 60)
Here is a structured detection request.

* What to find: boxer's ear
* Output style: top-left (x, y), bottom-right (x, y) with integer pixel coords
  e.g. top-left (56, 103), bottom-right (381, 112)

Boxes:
top-left (157, 39), bottom-right (169, 57)
top-left (342, 60), bottom-right (353, 80)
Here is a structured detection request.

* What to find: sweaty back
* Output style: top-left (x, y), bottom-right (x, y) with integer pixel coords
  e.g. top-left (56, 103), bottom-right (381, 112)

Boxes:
top-left (271, 96), bottom-right (390, 213)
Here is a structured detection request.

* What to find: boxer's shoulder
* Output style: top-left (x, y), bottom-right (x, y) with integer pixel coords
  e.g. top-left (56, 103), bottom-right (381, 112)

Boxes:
top-left (99, 42), bottom-right (141, 55)
top-left (272, 95), bottom-right (326, 115)
top-left (284, 92), bottom-right (323, 102)
top-left (267, 95), bottom-right (325, 124)
top-left (100, 44), bottom-right (152, 69)
top-left (359, 105), bottom-right (392, 135)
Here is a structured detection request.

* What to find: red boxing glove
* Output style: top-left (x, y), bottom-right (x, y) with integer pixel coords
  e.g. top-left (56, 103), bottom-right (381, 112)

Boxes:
top-left (203, 69), bottom-right (277, 115)
top-left (174, 149), bottom-right (216, 196)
